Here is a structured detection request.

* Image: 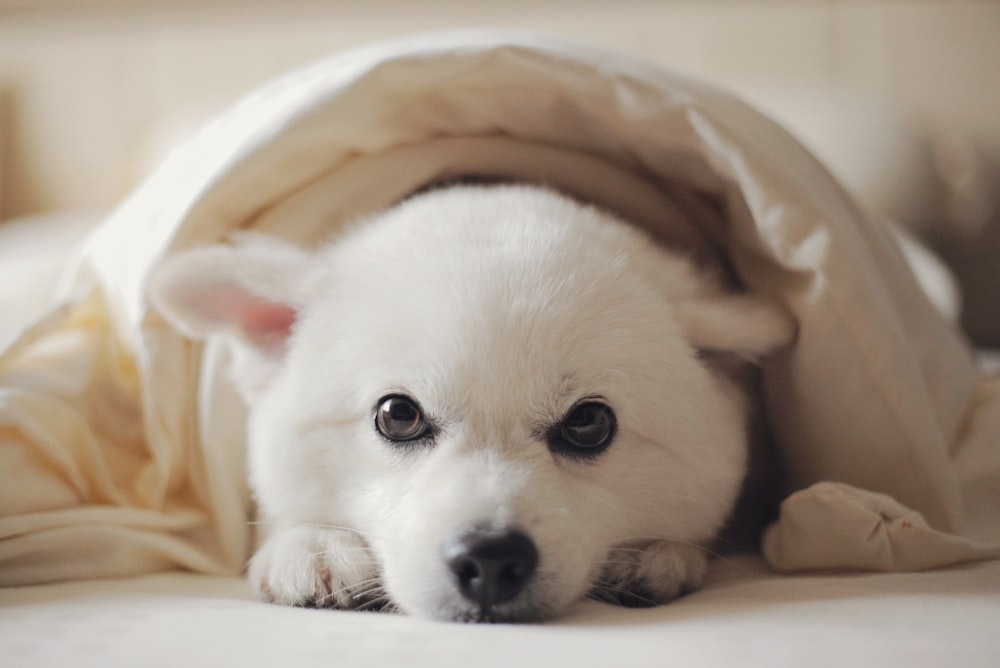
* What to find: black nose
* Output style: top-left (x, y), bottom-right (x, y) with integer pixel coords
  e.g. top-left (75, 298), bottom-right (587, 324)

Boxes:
top-left (443, 529), bottom-right (539, 610)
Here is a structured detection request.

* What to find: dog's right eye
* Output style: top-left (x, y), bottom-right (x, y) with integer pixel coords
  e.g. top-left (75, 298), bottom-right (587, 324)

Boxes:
top-left (375, 395), bottom-right (430, 442)
top-left (547, 400), bottom-right (617, 460)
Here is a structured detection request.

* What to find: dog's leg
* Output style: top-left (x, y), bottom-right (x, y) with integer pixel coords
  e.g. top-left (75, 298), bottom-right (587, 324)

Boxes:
top-left (248, 525), bottom-right (383, 610)
top-left (592, 540), bottom-right (709, 608)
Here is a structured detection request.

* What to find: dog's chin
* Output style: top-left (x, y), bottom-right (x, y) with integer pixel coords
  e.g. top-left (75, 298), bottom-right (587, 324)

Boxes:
top-left (407, 585), bottom-right (574, 624)
top-left (439, 599), bottom-right (554, 624)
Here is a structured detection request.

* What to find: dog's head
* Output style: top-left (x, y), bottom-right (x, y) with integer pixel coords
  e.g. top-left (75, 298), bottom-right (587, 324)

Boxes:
top-left (151, 185), bottom-right (794, 621)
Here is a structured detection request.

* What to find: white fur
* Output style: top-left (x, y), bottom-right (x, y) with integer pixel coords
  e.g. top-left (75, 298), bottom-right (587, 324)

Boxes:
top-left (150, 184), bottom-right (794, 622)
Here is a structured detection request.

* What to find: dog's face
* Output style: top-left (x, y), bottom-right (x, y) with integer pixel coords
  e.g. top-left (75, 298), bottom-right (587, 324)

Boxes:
top-left (151, 185), bottom-right (793, 622)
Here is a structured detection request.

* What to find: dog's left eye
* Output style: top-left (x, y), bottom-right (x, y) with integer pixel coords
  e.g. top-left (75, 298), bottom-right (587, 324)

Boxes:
top-left (549, 401), bottom-right (617, 458)
top-left (375, 395), bottom-right (430, 442)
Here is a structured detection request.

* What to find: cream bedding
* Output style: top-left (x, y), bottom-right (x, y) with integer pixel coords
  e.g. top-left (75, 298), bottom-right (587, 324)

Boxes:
top-left (2, 561), bottom-right (999, 667)
top-left (1, 31), bottom-right (998, 624)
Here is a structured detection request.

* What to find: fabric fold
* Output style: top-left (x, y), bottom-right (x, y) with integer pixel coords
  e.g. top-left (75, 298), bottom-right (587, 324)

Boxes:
top-left (762, 482), bottom-right (1000, 573)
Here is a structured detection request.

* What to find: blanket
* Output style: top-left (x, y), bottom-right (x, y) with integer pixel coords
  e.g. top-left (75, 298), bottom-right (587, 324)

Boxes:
top-left (2, 31), bottom-right (999, 586)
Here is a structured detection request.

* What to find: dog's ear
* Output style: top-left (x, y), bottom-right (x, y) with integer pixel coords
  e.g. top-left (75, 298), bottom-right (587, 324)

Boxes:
top-left (673, 293), bottom-right (796, 360)
top-left (149, 237), bottom-right (315, 399)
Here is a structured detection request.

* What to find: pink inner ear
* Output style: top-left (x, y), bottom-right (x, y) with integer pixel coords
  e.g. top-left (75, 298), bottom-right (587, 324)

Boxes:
top-left (190, 286), bottom-right (299, 352)
top-left (239, 300), bottom-right (298, 350)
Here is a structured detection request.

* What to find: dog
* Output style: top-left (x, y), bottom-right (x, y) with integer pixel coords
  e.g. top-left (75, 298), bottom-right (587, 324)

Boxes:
top-left (150, 184), bottom-right (795, 622)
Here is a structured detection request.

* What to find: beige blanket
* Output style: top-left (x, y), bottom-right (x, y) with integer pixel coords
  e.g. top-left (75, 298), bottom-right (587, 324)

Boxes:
top-left (2, 32), bottom-right (998, 585)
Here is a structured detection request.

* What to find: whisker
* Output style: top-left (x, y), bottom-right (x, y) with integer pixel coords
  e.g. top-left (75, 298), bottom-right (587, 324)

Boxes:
top-left (247, 519), bottom-right (368, 537)
top-left (314, 574), bottom-right (386, 608)
top-left (607, 535), bottom-right (745, 564)
top-left (306, 546), bottom-right (377, 560)
top-left (587, 580), bottom-right (662, 608)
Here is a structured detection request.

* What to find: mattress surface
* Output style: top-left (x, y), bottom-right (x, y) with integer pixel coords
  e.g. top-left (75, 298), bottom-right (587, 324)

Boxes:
top-left (2, 557), bottom-right (998, 667)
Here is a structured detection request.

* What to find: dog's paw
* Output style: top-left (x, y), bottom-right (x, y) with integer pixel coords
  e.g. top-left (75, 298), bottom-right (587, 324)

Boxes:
top-left (592, 540), bottom-right (709, 608)
top-left (248, 526), bottom-right (383, 610)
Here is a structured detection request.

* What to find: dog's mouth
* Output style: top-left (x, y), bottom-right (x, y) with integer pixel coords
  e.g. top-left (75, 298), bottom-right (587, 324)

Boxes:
top-left (444, 584), bottom-right (562, 624)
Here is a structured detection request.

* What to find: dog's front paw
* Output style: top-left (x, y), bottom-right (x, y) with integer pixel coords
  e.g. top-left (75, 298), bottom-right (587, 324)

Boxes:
top-left (592, 540), bottom-right (709, 608)
top-left (248, 526), bottom-right (382, 610)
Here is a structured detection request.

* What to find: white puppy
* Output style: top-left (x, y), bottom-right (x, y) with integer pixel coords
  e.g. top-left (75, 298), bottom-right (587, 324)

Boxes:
top-left (151, 184), bottom-right (794, 622)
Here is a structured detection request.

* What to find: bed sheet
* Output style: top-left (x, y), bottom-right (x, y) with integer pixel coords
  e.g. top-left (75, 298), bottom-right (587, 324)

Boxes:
top-left (2, 555), bottom-right (998, 667)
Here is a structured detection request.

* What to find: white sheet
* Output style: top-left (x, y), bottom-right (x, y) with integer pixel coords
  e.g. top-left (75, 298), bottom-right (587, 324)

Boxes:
top-left (2, 558), bottom-right (998, 667)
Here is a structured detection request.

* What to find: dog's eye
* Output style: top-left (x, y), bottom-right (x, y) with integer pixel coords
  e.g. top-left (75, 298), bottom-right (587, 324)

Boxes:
top-left (375, 395), bottom-right (430, 442)
top-left (549, 401), bottom-right (616, 458)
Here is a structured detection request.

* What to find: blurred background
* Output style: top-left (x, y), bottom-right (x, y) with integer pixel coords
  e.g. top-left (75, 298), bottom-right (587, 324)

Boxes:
top-left (0, 0), bottom-right (997, 345)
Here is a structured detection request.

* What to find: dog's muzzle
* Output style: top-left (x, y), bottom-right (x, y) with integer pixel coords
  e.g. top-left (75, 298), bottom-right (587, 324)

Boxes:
top-left (442, 528), bottom-right (539, 619)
